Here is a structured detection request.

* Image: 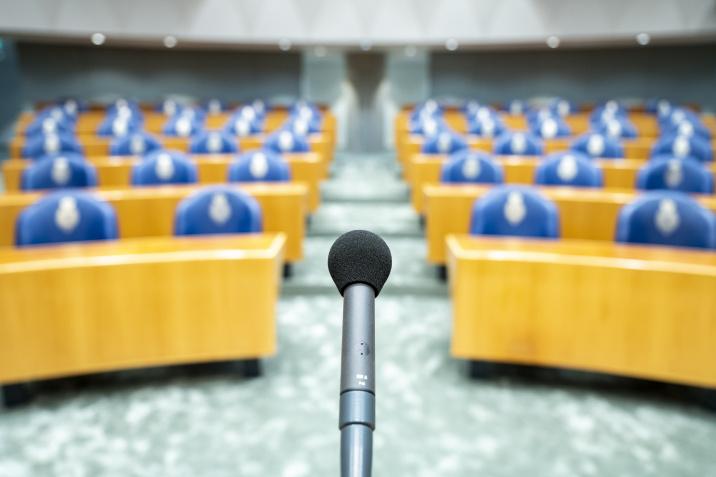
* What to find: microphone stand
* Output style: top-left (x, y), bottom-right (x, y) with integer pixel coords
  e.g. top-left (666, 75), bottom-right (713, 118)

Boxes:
top-left (339, 283), bottom-right (375, 477)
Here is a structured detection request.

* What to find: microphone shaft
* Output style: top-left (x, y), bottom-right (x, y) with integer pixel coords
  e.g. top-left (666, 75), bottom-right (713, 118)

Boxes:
top-left (339, 283), bottom-right (375, 477)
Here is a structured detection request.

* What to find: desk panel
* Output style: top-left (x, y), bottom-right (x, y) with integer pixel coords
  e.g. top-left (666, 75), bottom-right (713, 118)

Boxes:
top-left (425, 184), bottom-right (716, 264)
top-left (2, 153), bottom-right (323, 212)
top-left (447, 235), bottom-right (716, 388)
top-left (0, 183), bottom-right (307, 261)
top-left (0, 234), bottom-right (284, 384)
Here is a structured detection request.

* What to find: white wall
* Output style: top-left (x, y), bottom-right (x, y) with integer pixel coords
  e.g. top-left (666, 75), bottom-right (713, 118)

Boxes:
top-left (0, 0), bottom-right (715, 48)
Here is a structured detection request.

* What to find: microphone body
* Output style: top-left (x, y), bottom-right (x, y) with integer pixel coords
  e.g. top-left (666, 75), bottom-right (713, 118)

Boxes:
top-left (328, 230), bottom-right (391, 477)
top-left (339, 283), bottom-right (375, 477)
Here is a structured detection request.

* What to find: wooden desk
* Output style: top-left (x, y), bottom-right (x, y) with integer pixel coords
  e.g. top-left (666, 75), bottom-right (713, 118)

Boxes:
top-left (9, 134), bottom-right (333, 173)
top-left (424, 184), bottom-right (716, 264)
top-left (0, 183), bottom-right (307, 261)
top-left (2, 153), bottom-right (323, 212)
top-left (447, 235), bottom-right (716, 388)
top-left (409, 154), bottom-right (716, 213)
top-left (0, 234), bottom-right (284, 384)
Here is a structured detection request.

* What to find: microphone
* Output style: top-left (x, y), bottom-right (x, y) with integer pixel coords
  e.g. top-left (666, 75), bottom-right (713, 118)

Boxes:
top-left (328, 230), bottom-right (392, 477)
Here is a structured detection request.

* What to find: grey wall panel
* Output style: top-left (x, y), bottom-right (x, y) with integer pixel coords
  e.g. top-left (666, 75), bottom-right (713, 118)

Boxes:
top-left (430, 45), bottom-right (716, 109)
top-left (16, 43), bottom-right (302, 104)
top-left (0, 39), bottom-right (22, 146)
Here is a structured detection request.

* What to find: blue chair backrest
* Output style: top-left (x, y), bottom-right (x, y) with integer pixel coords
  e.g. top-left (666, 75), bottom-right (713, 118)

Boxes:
top-left (530, 116), bottom-right (571, 139)
top-left (409, 116), bottom-right (448, 136)
top-left (637, 157), bottom-right (714, 194)
top-left (287, 116), bottom-right (321, 135)
top-left (264, 130), bottom-right (311, 153)
top-left (228, 150), bottom-right (291, 182)
top-left (21, 153), bottom-right (97, 191)
top-left (422, 131), bottom-right (469, 154)
top-left (651, 134), bottom-right (712, 162)
top-left (174, 186), bottom-right (262, 236)
top-left (493, 132), bottom-right (544, 156)
top-left (224, 115), bottom-right (263, 136)
top-left (470, 186), bottom-right (560, 238)
top-left (131, 150), bottom-right (198, 186)
top-left (162, 114), bottom-right (204, 137)
top-left (570, 132), bottom-right (623, 158)
top-left (204, 98), bottom-right (228, 114)
top-left (22, 133), bottom-right (83, 159)
top-left (110, 132), bottom-right (163, 156)
top-left (593, 117), bottom-right (638, 139)
top-left (25, 116), bottom-right (74, 138)
top-left (190, 131), bottom-right (238, 154)
top-left (97, 115), bottom-right (142, 137)
top-left (590, 101), bottom-right (628, 123)
top-left (616, 191), bottom-right (716, 249)
top-left (15, 191), bottom-right (118, 246)
top-left (662, 119), bottom-right (712, 141)
top-left (535, 151), bottom-right (603, 188)
top-left (504, 100), bottom-right (529, 115)
top-left (547, 98), bottom-right (575, 117)
top-left (156, 99), bottom-right (186, 116)
top-left (467, 116), bottom-right (506, 138)
top-left (440, 151), bottom-right (504, 184)
top-left (409, 100), bottom-right (442, 122)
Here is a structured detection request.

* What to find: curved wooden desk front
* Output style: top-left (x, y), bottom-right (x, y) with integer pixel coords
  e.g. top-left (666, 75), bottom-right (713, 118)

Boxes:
top-left (0, 183), bottom-right (307, 261)
top-left (0, 234), bottom-right (285, 385)
top-left (424, 184), bottom-right (716, 264)
top-left (409, 154), bottom-right (716, 213)
top-left (447, 235), bottom-right (716, 388)
top-left (2, 153), bottom-right (324, 212)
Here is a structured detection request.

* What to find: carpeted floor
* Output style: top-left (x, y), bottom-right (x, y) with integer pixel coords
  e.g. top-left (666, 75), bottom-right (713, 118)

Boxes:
top-left (1, 153), bottom-right (715, 477)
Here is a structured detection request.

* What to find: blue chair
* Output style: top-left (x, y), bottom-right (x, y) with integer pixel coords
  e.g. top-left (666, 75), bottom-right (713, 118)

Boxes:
top-left (291, 101), bottom-right (322, 118)
top-left (422, 131), bottom-right (469, 154)
top-left (530, 116), bottom-right (571, 139)
top-left (493, 132), bottom-right (543, 156)
top-left (106, 99), bottom-right (141, 116)
top-left (228, 150), bottom-right (291, 182)
top-left (646, 98), bottom-right (672, 116)
top-left (547, 98), bottom-right (575, 117)
top-left (467, 116), bottom-right (506, 138)
top-left (593, 117), bottom-right (638, 139)
top-left (466, 105), bottom-right (499, 123)
top-left (616, 191), bottom-right (716, 249)
top-left (470, 186), bottom-right (560, 238)
top-left (590, 101), bottom-right (628, 124)
top-left (156, 99), bottom-right (185, 116)
top-left (409, 101), bottom-right (442, 124)
top-left (190, 131), bottom-right (238, 154)
top-left (287, 117), bottom-right (321, 135)
top-left (25, 116), bottom-right (74, 138)
top-left (234, 105), bottom-right (264, 125)
top-left (264, 130), bottom-right (311, 153)
top-left (535, 152), bottom-right (603, 188)
top-left (21, 153), bottom-right (97, 191)
top-left (408, 116), bottom-right (447, 136)
top-left (174, 186), bottom-right (262, 236)
top-left (224, 116), bottom-right (263, 136)
top-left (15, 191), bottom-right (118, 246)
top-left (110, 132), bottom-right (163, 156)
top-left (22, 133), bottom-right (83, 159)
top-left (570, 133), bottom-right (623, 159)
top-left (250, 99), bottom-right (269, 117)
top-left (440, 151), bottom-right (504, 184)
top-left (162, 113), bottom-right (204, 137)
top-left (55, 98), bottom-right (87, 116)
top-left (97, 115), bottom-right (142, 137)
top-left (504, 100), bottom-right (529, 115)
top-left (462, 100), bottom-right (483, 115)
top-left (651, 134), bottom-right (712, 162)
top-left (204, 98), bottom-right (228, 114)
top-left (636, 157), bottom-right (714, 194)
top-left (131, 150), bottom-right (198, 186)
top-left (663, 119), bottom-right (712, 141)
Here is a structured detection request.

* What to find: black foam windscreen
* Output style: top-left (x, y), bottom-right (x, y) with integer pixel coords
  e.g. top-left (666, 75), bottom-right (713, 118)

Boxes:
top-left (327, 230), bottom-right (392, 297)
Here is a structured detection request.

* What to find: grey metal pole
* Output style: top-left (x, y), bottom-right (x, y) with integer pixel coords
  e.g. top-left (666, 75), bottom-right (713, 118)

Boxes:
top-left (339, 283), bottom-right (375, 477)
